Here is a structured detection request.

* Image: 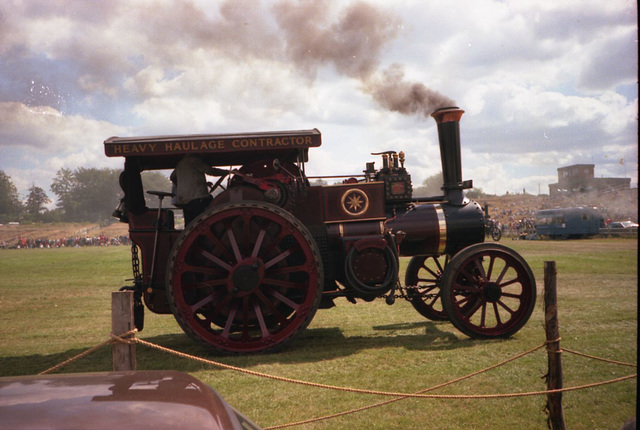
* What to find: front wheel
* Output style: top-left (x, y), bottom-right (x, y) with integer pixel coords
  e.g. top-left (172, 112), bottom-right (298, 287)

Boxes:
top-left (440, 243), bottom-right (536, 339)
top-left (166, 202), bottom-right (323, 354)
top-left (404, 255), bottom-right (449, 321)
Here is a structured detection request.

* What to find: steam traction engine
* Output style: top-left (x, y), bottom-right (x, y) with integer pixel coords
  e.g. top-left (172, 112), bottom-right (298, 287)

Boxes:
top-left (105, 107), bottom-right (536, 354)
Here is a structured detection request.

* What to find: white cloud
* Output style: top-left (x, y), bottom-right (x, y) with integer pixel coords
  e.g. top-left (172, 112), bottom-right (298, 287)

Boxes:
top-left (0, 0), bottom-right (637, 203)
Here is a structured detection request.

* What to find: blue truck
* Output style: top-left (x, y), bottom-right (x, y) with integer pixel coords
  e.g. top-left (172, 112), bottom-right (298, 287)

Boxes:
top-left (535, 207), bottom-right (604, 239)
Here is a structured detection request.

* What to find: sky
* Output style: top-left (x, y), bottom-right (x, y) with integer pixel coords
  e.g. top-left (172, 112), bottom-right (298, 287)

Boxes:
top-left (0, 0), bottom-right (637, 205)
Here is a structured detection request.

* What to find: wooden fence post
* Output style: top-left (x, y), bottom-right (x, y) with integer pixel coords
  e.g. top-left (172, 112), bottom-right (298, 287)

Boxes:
top-left (112, 291), bottom-right (137, 371)
top-left (544, 261), bottom-right (566, 430)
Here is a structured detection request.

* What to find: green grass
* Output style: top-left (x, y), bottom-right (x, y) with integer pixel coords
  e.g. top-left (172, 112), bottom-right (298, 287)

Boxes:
top-left (0, 238), bottom-right (636, 429)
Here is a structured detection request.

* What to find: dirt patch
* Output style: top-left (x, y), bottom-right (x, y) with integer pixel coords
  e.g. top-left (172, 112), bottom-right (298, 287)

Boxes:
top-left (0, 222), bottom-right (130, 244)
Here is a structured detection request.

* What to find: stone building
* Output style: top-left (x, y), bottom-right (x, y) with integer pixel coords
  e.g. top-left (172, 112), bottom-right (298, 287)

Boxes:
top-left (549, 164), bottom-right (631, 196)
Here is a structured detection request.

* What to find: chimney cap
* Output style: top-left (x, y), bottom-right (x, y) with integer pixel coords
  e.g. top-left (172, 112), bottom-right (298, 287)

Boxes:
top-left (431, 107), bottom-right (464, 124)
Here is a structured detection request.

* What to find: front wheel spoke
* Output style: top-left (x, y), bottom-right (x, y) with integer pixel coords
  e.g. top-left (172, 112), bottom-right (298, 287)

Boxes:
top-left (496, 299), bottom-right (516, 315)
top-left (422, 266), bottom-right (439, 278)
top-left (452, 282), bottom-right (480, 293)
top-left (492, 302), bottom-right (502, 325)
top-left (417, 276), bottom-right (438, 284)
top-left (417, 285), bottom-right (437, 294)
top-left (459, 266), bottom-right (483, 285)
top-left (500, 291), bottom-right (523, 299)
top-left (458, 295), bottom-right (483, 317)
top-left (495, 263), bottom-right (511, 285)
top-left (426, 293), bottom-right (440, 307)
top-left (498, 277), bottom-right (520, 289)
top-left (473, 258), bottom-right (488, 282)
top-left (480, 302), bottom-right (487, 327)
top-left (486, 255), bottom-right (498, 281)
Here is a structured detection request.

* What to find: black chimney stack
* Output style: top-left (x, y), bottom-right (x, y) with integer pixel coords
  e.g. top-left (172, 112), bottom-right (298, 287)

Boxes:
top-left (431, 107), bottom-right (473, 206)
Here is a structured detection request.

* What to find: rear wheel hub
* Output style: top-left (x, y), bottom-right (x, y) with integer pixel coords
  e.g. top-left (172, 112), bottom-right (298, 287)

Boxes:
top-left (230, 259), bottom-right (263, 296)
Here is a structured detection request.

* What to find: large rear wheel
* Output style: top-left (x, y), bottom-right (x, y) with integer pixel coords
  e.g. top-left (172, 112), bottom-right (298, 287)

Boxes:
top-left (440, 243), bottom-right (536, 339)
top-left (166, 202), bottom-right (323, 354)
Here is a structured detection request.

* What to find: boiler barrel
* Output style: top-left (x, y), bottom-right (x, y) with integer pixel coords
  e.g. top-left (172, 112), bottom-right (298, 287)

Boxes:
top-left (388, 201), bottom-right (485, 256)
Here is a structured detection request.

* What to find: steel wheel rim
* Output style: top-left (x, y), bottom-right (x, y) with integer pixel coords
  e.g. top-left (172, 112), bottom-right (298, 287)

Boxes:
top-left (167, 202), bottom-right (322, 353)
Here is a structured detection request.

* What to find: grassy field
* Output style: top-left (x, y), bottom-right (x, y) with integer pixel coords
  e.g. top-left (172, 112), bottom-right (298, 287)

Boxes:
top-left (0, 238), bottom-right (636, 429)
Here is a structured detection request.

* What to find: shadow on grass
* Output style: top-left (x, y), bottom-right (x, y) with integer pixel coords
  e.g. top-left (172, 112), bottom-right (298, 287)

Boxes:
top-left (1, 321), bottom-right (507, 377)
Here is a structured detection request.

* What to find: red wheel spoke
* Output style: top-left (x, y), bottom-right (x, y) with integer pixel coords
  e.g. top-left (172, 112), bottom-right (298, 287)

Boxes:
top-left (500, 291), bottom-right (522, 299)
top-left (266, 288), bottom-right (300, 311)
top-left (200, 229), bottom-right (234, 261)
top-left (452, 282), bottom-right (479, 293)
top-left (492, 302), bottom-right (502, 325)
top-left (426, 293), bottom-right (440, 307)
top-left (263, 277), bottom-right (300, 289)
top-left (222, 302), bottom-right (238, 337)
top-left (253, 301), bottom-right (270, 338)
top-left (242, 212), bottom-right (252, 256)
top-left (496, 299), bottom-right (516, 315)
top-left (209, 294), bottom-right (232, 318)
top-left (423, 266), bottom-right (439, 278)
top-left (226, 228), bottom-right (243, 263)
top-left (480, 302), bottom-right (487, 327)
top-left (458, 296), bottom-right (483, 317)
top-left (251, 229), bottom-right (267, 257)
top-left (182, 264), bottom-right (226, 277)
top-left (486, 255), bottom-right (495, 281)
top-left (194, 278), bottom-right (228, 289)
top-left (498, 277), bottom-right (519, 289)
top-left (201, 249), bottom-right (233, 271)
top-left (264, 249), bottom-right (293, 269)
top-left (417, 275), bottom-right (438, 283)
top-left (262, 229), bottom-right (289, 256)
top-left (459, 266), bottom-right (481, 284)
top-left (241, 297), bottom-right (250, 340)
top-left (472, 258), bottom-right (488, 282)
top-left (495, 263), bottom-right (510, 285)
top-left (268, 264), bottom-right (310, 276)
top-left (254, 290), bottom-right (287, 325)
top-left (418, 285), bottom-right (437, 294)
top-left (190, 294), bottom-right (213, 313)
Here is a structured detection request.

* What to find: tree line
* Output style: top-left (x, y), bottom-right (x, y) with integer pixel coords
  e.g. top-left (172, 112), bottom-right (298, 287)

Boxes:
top-left (1, 168), bottom-right (486, 224)
top-left (0, 168), bottom-right (170, 224)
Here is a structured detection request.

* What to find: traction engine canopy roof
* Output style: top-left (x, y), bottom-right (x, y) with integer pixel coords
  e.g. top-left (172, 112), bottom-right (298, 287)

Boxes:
top-left (104, 129), bottom-right (321, 170)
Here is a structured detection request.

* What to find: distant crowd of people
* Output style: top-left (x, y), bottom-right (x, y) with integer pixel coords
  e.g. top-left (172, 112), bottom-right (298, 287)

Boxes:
top-left (1, 235), bottom-right (131, 249)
